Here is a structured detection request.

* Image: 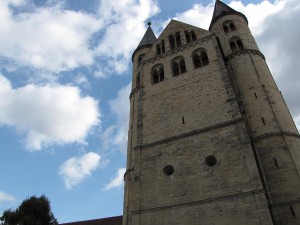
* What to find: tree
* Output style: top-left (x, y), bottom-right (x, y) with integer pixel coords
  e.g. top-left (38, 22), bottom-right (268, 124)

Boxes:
top-left (0, 195), bottom-right (58, 225)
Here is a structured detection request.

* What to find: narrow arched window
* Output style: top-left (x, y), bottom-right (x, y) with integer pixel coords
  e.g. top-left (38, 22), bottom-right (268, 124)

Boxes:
top-left (161, 40), bottom-right (165, 53)
top-left (185, 30), bottom-right (191, 43)
top-left (175, 32), bottom-right (182, 47)
top-left (192, 49), bottom-right (209, 69)
top-left (172, 57), bottom-right (186, 76)
top-left (169, 35), bottom-right (176, 50)
top-left (230, 37), bottom-right (244, 52)
top-left (152, 65), bottom-right (164, 84)
top-left (223, 21), bottom-right (236, 34)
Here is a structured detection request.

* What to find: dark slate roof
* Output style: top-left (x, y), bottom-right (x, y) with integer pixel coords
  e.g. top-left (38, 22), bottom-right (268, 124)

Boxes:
top-left (59, 216), bottom-right (122, 225)
top-left (132, 25), bottom-right (157, 61)
top-left (209, 0), bottom-right (248, 30)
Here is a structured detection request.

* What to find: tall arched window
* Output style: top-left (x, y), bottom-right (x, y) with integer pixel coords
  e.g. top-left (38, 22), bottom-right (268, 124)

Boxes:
top-left (192, 49), bottom-right (209, 69)
top-left (230, 37), bottom-right (244, 52)
top-left (161, 40), bottom-right (165, 53)
top-left (169, 35), bottom-right (176, 50)
top-left (136, 73), bottom-right (140, 87)
top-left (171, 57), bottom-right (186, 76)
top-left (223, 21), bottom-right (236, 34)
top-left (175, 32), bottom-right (182, 47)
top-left (152, 65), bottom-right (164, 84)
top-left (156, 44), bottom-right (161, 55)
top-left (156, 40), bottom-right (166, 55)
top-left (169, 32), bottom-right (183, 50)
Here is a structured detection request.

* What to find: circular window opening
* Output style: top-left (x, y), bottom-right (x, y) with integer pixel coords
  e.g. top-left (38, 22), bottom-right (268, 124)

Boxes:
top-left (205, 155), bottom-right (217, 167)
top-left (163, 165), bottom-right (174, 176)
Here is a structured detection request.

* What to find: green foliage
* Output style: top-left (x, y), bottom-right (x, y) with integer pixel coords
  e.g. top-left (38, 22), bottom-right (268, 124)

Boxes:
top-left (0, 195), bottom-right (58, 225)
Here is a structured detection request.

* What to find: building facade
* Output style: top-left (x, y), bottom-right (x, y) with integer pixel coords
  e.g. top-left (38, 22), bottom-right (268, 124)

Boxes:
top-left (123, 1), bottom-right (300, 225)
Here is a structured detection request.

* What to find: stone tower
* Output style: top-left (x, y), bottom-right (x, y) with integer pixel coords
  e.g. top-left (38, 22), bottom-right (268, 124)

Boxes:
top-left (123, 1), bottom-right (300, 225)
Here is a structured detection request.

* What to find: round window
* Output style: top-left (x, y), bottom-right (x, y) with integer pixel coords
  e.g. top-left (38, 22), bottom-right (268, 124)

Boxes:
top-left (205, 155), bottom-right (217, 167)
top-left (163, 165), bottom-right (174, 176)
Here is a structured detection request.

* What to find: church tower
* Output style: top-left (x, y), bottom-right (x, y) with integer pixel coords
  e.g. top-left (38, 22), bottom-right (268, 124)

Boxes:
top-left (123, 1), bottom-right (300, 225)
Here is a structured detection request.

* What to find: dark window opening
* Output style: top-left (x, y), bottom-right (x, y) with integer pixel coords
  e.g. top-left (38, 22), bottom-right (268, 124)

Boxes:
top-left (223, 25), bottom-right (229, 34)
top-left (262, 117), bottom-right (266, 125)
top-left (193, 54), bottom-right (201, 68)
top-left (273, 157), bottom-right (279, 169)
top-left (202, 51), bottom-right (209, 65)
top-left (163, 165), bottom-right (174, 176)
top-left (205, 155), bottom-right (217, 167)
top-left (136, 74), bottom-right (140, 87)
top-left (182, 117), bottom-right (185, 124)
top-left (229, 23), bottom-right (236, 31)
top-left (169, 35), bottom-right (176, 49)
top-left (185, 31), bottom-right (191, 43)
top-left (237, 40), bottom-right (244, 50)
top-left (193, 50), bottom-right (209, 68)
top-left (191, 31), bottom-right (196, 41)
top-left (175, 32), bottom-right (182, 47)
top-left (172, 57), bottom-right (186, 76)
top-left (161, 40), bottom-right (165, 53)
top-left (152, 66), bottom-right (164, 84)
top-left (138, 54), bottom-right (144, 67)
top-left (230, 41), bottom-right (238, 52)
top-left (180, 59), bottom-right (186, 73)
top-left (290, 206), bottom-right (296, 217)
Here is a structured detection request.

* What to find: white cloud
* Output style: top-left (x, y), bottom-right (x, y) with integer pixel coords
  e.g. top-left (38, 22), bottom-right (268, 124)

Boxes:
top-left (101, 83), bottom-right (131, 153)
top-left (0, 191), bottom-right (15, 204)
top-left (0, 75), bottom-right (100, 150)
top-left (103, 167), bottom-right (126, 191)
top-left (173, 0), bottom-right (300, 130)
top-left (95, 0), bottom-right (160, 74)
top-left (0, 1), bottom-right (101, 73)
top-left (59, 152), bottom-right (101, 190)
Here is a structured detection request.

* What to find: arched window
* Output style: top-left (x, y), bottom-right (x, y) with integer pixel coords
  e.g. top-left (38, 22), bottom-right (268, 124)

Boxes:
top-left (156, 40), bottom-right (166, 55)
top-left (175, 32), bottom-right (182, 47)
top-left (161, 40), bottom-right (165, 53)
top-left (223, 21), bottom-right (236, 34)
top-left (152, 65), bottom-right (164, 84)
top-left (169, 35), bottom-right (176, 50)
top-left (192, 49), bottom-right (209, 69)
top-left (185, 30), bottom-right (196, 44)
top-left (138, 54), bottom-right (145, 67)
top-left (230, 37), bottom-right (244, 52)
top-left (171, 57), bottom-right (186, 76)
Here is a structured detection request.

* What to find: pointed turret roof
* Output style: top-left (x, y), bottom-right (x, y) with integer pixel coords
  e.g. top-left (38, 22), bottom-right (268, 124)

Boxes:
top-left (132, 24), bottom-right (157, 61)
top-left (209, 0), bottom-right (247, 30)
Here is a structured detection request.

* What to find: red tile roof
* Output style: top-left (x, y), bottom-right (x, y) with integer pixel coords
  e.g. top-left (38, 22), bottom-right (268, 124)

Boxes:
top-left (60, 215), bottom-right (122, 225)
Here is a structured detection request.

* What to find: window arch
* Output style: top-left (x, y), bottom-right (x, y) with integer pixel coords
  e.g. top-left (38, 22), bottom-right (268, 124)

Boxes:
top-left (156, 40), bottom-right (166, 55)
top-left (171, 56), bottom-right (186, 76)
top-left (230, 37), bottom-right (244, 52)
top-left (169, 32), bottom-right (182, 50)
top-left (185, 30), bottom-right (197, 44)
top-left (138, 54), bottom-right (145, 67)
top-left (151, 64), bottom-right (164, 84)
top-left (223, 21), bottom-right (236, 34)
top-left (192, 49), bottom-right (209, 69)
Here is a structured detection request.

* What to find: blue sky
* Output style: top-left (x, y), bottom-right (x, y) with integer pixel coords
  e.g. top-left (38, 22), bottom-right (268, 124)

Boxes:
top-left (0, 0), bottom-right (299, 223)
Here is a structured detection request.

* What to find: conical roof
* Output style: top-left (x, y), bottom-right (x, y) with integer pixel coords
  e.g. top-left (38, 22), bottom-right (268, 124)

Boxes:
top-left (132, 25), bottom-right (157, 61)
top-left (209, 0), bottom-right (247, 30)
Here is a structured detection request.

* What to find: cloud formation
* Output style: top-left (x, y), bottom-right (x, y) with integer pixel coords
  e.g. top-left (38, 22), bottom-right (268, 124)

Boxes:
top-left (0, 75), bottom-right (100, 150)
top-left (101, 83), bottom-right (131, 153)
top-left (0, 191), bottom-right (15, 204)
top-left (103, 167), bottom-right (126, 191)
top-left (59, 152), bottom-right (101, 190)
